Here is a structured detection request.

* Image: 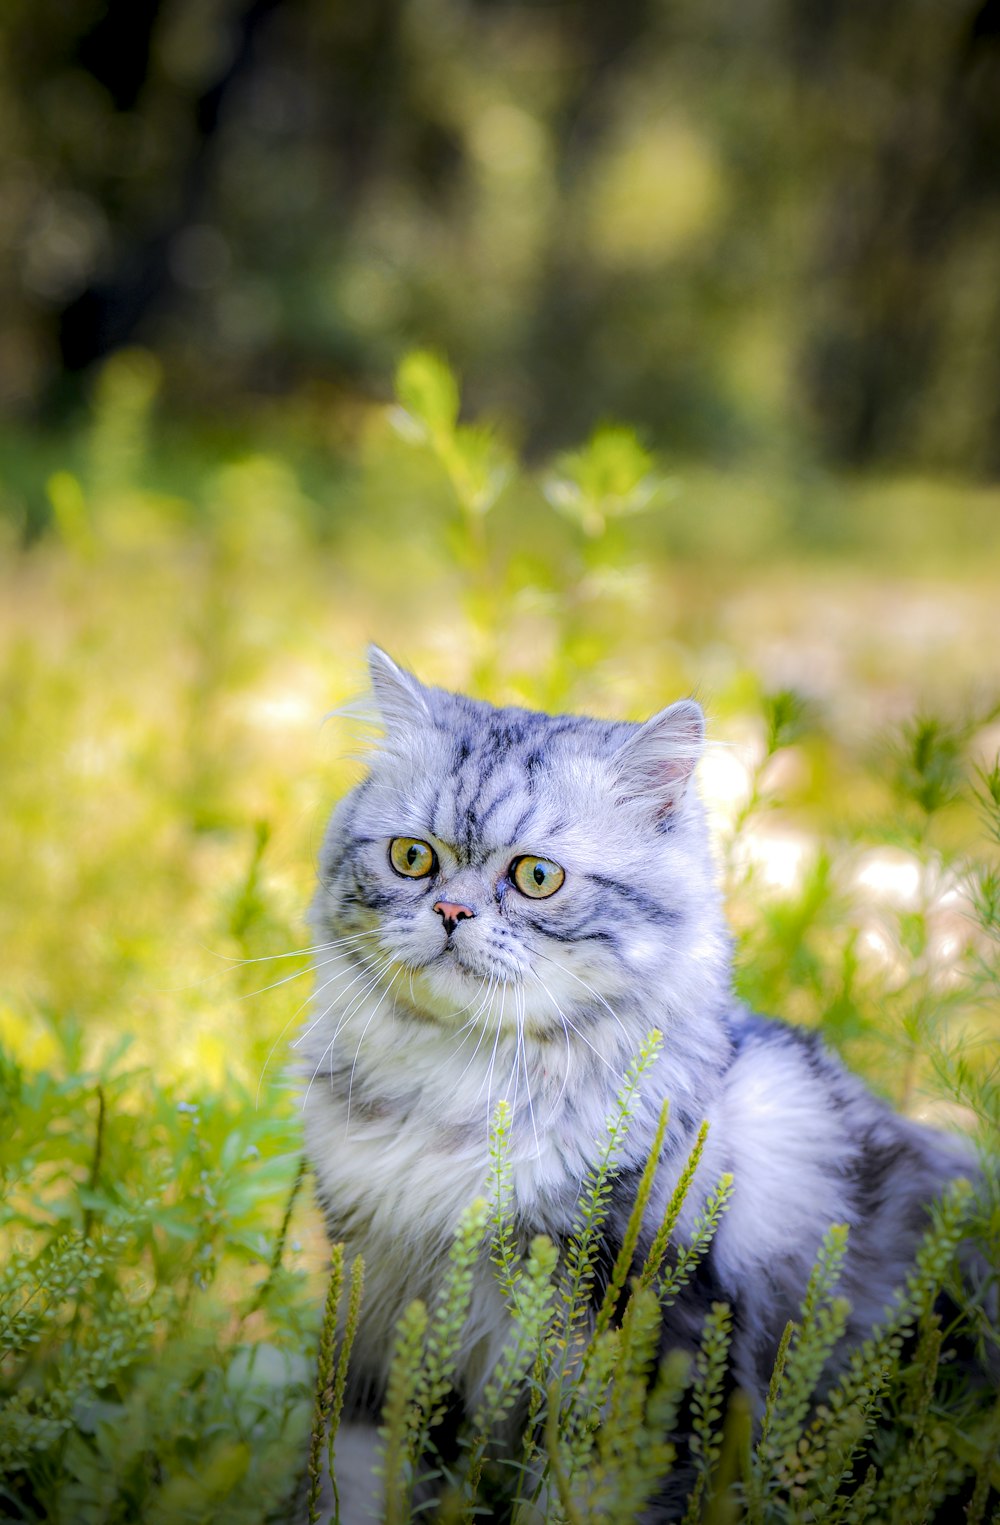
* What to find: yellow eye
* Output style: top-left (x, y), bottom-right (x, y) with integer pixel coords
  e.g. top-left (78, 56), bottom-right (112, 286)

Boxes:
top-left (511, 855), bottom-right (565, 899)
top-left (389, 838), bottom-right (437, 879)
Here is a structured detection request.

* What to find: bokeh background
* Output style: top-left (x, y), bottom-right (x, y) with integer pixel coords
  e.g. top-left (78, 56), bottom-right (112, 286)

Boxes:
top-left (4, 0), bottom-right (1000, 473)
top-left (2, 0), bottom-right (999, 1087)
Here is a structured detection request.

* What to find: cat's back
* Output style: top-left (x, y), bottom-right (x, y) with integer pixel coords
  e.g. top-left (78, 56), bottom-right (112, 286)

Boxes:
top-left (703, 1006), bottom-right (975, 1390)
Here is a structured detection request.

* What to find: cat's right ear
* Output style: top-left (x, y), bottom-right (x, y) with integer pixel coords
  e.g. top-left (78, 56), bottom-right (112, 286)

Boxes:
top-left (613, 699), bottom-right (705, 819)
top-left (367, 646), bottom-right (431, 729)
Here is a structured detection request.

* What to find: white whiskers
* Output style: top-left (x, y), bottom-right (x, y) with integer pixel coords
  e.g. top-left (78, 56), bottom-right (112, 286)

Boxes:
top-left (254, 941), bottom-right (384, 1106)
top-left (479, 979), bottom-right (508, 1134)
top-left (216, 929), bottom-right (375, 970)
top-left (239, 940), bottom-right (371, 1005)
top-left (293, 948), bottom-right (388, 1051)
top-left (451, 976), bottom-right (500, 1085)
top-left (345, 967), bottom-right (402, 1133)
top-left (300, 951), bottom-right (398, 1109)
top-left (515, 985), bottom-right (542, 1159)
top-left (533, 949), bottom-right (633, 1049)
top-left (529, 967), bottom-right (621, 1077)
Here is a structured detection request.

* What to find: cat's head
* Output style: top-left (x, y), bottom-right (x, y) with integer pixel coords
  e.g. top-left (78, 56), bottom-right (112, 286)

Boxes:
top-left (312, 648), bottom-right (728, 1038)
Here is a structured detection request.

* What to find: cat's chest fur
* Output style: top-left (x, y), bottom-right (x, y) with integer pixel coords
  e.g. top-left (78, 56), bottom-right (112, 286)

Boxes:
top-left (301, 1004), bottom-right (619, 1390)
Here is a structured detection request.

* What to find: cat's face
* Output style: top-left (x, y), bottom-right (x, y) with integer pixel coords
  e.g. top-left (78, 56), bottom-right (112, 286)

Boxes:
top-left (313, 649), bottom-right (723, 1039)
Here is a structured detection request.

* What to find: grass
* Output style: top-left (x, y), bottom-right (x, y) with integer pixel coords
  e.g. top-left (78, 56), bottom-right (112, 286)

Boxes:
top-left (0, 351), bottom-right (997, 1521)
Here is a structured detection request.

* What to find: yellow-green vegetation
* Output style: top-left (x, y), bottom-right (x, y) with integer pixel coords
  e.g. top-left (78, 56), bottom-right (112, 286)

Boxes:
top-left (1, 352), bottom-right (998, 1521)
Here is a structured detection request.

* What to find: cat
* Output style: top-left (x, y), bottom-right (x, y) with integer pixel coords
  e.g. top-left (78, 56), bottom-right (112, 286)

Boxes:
top-left (299, 646), bottom-right (978, 1522)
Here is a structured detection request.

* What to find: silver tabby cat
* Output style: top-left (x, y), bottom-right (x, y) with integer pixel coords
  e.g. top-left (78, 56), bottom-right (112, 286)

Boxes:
top-left (300, 647), bottom-right (973, 1521)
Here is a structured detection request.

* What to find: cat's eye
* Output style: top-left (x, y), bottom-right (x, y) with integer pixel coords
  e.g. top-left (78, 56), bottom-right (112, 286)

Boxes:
top-left (511, 855), bottom-right (565, 899)
top-left (389, 837), bottom-right (437, 879)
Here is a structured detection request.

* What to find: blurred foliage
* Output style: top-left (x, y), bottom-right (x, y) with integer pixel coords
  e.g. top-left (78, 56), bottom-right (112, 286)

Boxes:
top-left (544, 425), bottom-right (663, 538)
top-left (1, 0), bottom-right (999, 478)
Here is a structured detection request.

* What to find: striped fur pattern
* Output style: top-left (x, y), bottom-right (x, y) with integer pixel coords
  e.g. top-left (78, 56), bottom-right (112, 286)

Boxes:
top-left (300, 648), bottom-right (973, 1520)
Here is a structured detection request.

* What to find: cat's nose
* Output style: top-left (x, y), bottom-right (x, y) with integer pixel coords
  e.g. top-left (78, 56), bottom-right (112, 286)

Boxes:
top-left (433, 900), bottom-right (476, 936)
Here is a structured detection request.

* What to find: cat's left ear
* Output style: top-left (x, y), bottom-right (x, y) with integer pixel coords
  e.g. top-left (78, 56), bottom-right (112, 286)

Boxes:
top-left (367, 645), bottom-right (431, 730)
top-left (614, 700), bottom-right (705, 818)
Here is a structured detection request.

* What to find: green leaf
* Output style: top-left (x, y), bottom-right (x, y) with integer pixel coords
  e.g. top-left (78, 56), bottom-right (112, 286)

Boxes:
top-left (544, 423), bottom-right (664, 535)
top-left (394, 350), bottom-right (461, 442)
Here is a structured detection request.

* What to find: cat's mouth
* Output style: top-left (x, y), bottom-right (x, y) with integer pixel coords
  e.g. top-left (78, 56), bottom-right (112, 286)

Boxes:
top-left (423, 942), bottom-right (522, 987)
top-left (435, 943), bottom-right (489, 978)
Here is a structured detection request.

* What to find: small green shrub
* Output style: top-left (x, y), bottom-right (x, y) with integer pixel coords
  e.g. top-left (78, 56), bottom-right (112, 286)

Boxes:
top-left (0, 1043), bottom-right (314, 1523)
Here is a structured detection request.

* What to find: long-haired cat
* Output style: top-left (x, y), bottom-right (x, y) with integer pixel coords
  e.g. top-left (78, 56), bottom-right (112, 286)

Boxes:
top-left (299, 648), bottom-right (977, 1521)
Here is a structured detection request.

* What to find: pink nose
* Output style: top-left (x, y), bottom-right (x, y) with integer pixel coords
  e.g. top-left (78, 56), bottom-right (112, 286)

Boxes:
top-left (433, 900), bottom-right (476, 935)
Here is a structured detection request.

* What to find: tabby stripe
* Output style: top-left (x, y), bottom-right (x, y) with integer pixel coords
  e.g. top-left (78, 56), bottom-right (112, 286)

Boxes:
top-left (509, 804), bottom-right (534, 841)
top-left (588, 872), bottom-right (681, 926)
top-left (429, 778), bottom-right (447, 838)
top-left (452, 755), bottom-right (477, 826)
top-left (475, 780), bottom-right (518, 833)
top-left (524, 914), bottom-right (616, 945)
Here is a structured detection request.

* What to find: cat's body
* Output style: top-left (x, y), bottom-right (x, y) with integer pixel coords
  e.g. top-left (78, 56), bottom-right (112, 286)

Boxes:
top-left (300, 650), bottom-right (974, 1521)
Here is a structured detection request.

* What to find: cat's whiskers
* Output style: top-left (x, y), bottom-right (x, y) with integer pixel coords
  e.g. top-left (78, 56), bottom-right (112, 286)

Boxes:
top-left (256, 974), bottom-right (344, 1108)
top-left (345, 967), bottom-right (402, 1136)
top-left (503, 988), bottom-right (538, 1139)
top-left (299, 970), bottom-right (386, 1101)
top-left (533, 949), bottom-right (632, 1048)
top-left (443, 970), bottom-right (494, 1025)
top-left (238, 940), bottom-right (378, 1004)
top-left (449, 976), bottom-right (499, 1083)
top-left (501, 997), bottom-right (519, 1111)
top-left (255, 947), bottom-right (387, 1106)
top-left (515, 986), bottom-right (542, 1159)
top-left (216, 929), bottom-right (376, 970)
top-left (157, 931), bottom-right (376, 997)
top-left (291, 949), bottom-right (389, 1050)
top-left (526, 970), bottom-right (575, 1113)
top-left (301, 953), bottom-right (398, 1108)
top-left (480, 980), bottom-right (508, 1135)
top-left (327, 954), bottom-right (398, 1048)
top-left (529, 969), bottom-right (620, 1079)
top-left (469, 973), bottom-right (499, 1033)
